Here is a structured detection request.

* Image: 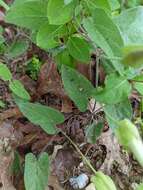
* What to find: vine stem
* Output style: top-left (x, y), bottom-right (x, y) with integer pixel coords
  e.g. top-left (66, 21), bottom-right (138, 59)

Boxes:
top-left (59, 129), bottom-right (97, 175)
top-left (0, 0), bottom-right (10, 11)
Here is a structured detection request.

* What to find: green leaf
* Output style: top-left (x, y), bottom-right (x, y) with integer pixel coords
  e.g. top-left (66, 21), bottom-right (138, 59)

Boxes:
top-left (122, 45), bottom-right (143, 68)
top-left (15, 98), bottom-right (64, 134)
top-left (134, 82), bottom-right (143, 95)
top-left (47, 0), bottom-right (77, 25)
top-left (85, 122), bottom-right (104, 144)
top-left (62, 65), bottom-right (94, 112)
top-left (67, 35), bottom-right (90, 63)
top-left (104, 99), bottom-right (132, 130)
top-left (64, 0), bottom-right (73, 5)
top-left (91, 172), bottom-right (117, 190)
top-left (108, 0), bottom-right (120, 11)
top-left (9, 80), bottom-right (30, 101)
top-left (37, 23), bottom-right (67, 50)
top-left (114, 6), bottom-right (143, 45)
top-left (92, 73), bottom-right (131, 104)
top-left (83, 8), bottom-right (124, 73)
top-left (5, 1), bottom-right (48, 30)
top-left (24, 152), bottom-right (49, 190)
top-left (7, 40), bottom-right (29, 59)
top-left (0, 100), bottom-right (5, 108)
top-left (137, 183), bottom-right (143, 190)
top-left (0, 63), bottom-right (12, 81)
top-left (86, 0), bottom-right (120, 12)
top-left (55, 49), bottom-right (74, 69)
top-left (12, 151), bottom-right (21, 174)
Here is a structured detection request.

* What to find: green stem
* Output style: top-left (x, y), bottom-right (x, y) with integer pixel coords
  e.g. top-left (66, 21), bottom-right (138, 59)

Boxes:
top-left (0, 0), bottom-right (10, 11)
top-left (60, 130), bottom-right (97, 175)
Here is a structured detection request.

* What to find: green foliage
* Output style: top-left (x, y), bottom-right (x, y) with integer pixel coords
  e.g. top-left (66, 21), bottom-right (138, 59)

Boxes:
top-left (114, 6), bottom-right (143, 45)
top-left (91, 171), bottom-right (117, 190)
top-left (6, 1), bottom-right (48, 30)
top-left (24, 152), bottom-right (49, 190)
top-left (47, 0), bottom-right (77, 25)
top-left (0, 100), bottom-right (5, 108)
top-left (26, 56), bottom-right (43, 80)
top-left (83, 8), bottom-right (124, 73)
top-left (62, 65), bottom-right (94, 112)
top-left (92, 73), bottom-right (131, 104)
top-left (0, 63), bottom-right (12, 81)
top-left (0, 27), bottom-right (4, 45)
top-left (67, 35), bottom-right (90, 63)
top-left (104, 99), bottom-right (132, 130)
top-left (37, 23), bottom-right (67, 50)
top-left (7, 40), bottom-right (29, 59)
top-left (9, 80), bottom-right (30, 100)
top-left (137, 183), bottom-right (143, 190)
top-left (15, 97), bottom-right (64, 134)
top-left (4, 0), bottom-right (143, 187)
top-left (115, 119), bottom-right (143, 167)
top-left (85, 122), bottom-right (104, 144)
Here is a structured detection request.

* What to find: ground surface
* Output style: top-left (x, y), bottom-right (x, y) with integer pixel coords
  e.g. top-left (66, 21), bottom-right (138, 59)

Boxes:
top-left (0, 2), bottom-right (143, 190)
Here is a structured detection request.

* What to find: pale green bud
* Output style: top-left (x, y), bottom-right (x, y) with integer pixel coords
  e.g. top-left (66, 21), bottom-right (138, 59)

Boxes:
top-left (91, 172), bottom-right (117, 190)
top-left (115, 119), bottom-right (143, 167)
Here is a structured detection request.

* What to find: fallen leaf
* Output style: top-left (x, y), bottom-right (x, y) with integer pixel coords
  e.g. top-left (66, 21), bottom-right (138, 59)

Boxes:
top-left (37, 61), bottom-right (66, 98)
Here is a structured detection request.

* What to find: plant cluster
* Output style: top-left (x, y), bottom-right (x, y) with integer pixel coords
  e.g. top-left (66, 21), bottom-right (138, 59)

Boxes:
top-left (1, 0), bottom-right (143, 189)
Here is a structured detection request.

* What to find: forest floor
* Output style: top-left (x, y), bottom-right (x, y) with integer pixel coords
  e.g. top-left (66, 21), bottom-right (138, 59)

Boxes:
top-left (0, 3), bottom-right (143, 190)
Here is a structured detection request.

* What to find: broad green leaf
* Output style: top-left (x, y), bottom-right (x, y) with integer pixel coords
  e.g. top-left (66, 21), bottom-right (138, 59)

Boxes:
top-left (37, 23), bottom-right (67, 50)
top-left (62, 65), bottom-right (94, 112)
top-left (67, 35), bottom-right (90, 63)
top-left (24, 152), bottom-right (49, 190)
top-left (85, 122), bottom-right (104, 144)
top-left (64, 0), bottom-right (73, 5)
top-left (9, 80), bottom-right (30, 101)
top-left (122, 45), bottom-right (143, 68)
top-left (83, 8), bottom-right (123, 57)
top-left (92, 73), bottom-right (131, 104)
top-left (7, 40), bottom-right (29, 59)
top-left (104, 99), bottom-right (132, 130)
top-left (137, 183), bottom-right (143, 190)
top-left (55, 49), bottom-right (75, 69)
top-left (115, 119), bottom-right (143, 167)
top-left (0, 63), bottom-right (12, 81)
top-left (91, 172), bottom-right (117, 190)
top-left (108, 0), bottom-right (120, 11)
top-left (6, 1), bottom-right (48, 30)
top-left (15, 98), bottom-right (64, 134)
top-left (85, 0), bottom-right (111, 12)
top-left (86, 0), bottom-right (120, 12)
top-left (134, 82), bottom-right (143, 95)
top-left (0, 100), bottom-right (5, 108)
top-left (134, 74), bottom-right (143, 81)
top-left (114, 6), bottom-right (143, 45)
top-left (47, 0), bottom-right (77, 25)
top-left (83, 8), bottom-right (124, 73)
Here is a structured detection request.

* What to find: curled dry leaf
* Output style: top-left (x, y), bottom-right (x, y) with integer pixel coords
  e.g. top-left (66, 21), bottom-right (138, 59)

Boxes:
top-left (52, 148), bottom-right (80, 182)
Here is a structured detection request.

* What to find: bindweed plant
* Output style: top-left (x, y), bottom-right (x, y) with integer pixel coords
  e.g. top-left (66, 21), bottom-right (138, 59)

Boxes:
top-left (0, 0), bottom-right (143, 189)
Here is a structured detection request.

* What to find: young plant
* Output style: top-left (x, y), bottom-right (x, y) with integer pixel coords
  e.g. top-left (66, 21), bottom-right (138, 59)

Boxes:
top-left (1, 0), bottom-right (143, 189)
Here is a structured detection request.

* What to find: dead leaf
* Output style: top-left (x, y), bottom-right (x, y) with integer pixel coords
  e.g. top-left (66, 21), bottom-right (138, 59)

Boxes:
top-left (37, 61), bottom-right (66, 98)
top-left (48, 175), bottom-right (64, 190)
top-left (98, 129), bottom-right (130, 175)
top-left (52, 148), bottom-right (80, 182)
